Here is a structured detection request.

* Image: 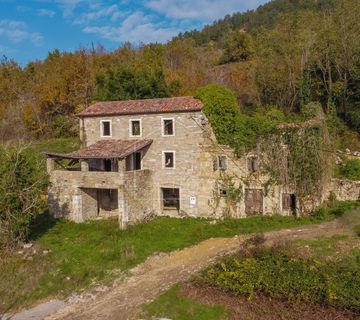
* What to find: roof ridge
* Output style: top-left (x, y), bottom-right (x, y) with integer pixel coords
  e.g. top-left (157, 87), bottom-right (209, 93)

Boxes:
top-left (78, 96), bottom-right (203, 117)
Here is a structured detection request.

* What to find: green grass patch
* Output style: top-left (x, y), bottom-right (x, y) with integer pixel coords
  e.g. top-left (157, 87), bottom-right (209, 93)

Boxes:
top-left (334, 158), bottom-right (360, 181)
top-left (1, 200), bottom-right (358, 313)
top-left (29, 137), bottom-right (80, 154)
top-left (142, 285), bottom-right (227, 320)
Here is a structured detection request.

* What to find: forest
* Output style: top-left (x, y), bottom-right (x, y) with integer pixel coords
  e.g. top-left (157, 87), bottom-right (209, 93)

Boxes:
top-left (0, 0), bottom-right (359, 145)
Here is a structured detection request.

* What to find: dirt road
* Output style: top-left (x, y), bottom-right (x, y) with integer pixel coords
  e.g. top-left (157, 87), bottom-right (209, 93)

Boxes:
top-left (41, 218), bottom-right (351, 320)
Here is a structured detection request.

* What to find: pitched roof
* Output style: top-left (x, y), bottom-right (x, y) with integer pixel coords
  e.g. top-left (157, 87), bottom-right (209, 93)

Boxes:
top-left (45, 139), bottom-right (152, 159)
top-left (78, 96), bottom-right (203, 117)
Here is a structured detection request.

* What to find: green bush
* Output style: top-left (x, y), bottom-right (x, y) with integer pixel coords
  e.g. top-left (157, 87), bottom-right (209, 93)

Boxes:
top-left (0, 145), bottom-right (48, 250)
top-left (51, 114), bottom-right (78, 138)
top-left (312, 200), bottom-right (359, 220)
top-left (195, 84), bottom-right (286, 153)
top-left (201, 249), bottom-right (360, 311)
top-left (335, 159), bottom-right (360, 181)
top-left (195, 84), bottom-right (241, 145)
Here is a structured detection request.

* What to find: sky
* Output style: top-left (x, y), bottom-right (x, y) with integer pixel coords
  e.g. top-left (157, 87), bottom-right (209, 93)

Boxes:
top-left (0, 0), bottom-right (268, 66)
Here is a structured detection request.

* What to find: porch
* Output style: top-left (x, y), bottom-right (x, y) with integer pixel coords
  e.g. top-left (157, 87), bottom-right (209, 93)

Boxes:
top-left (46, 139), bottom-right (153, 227)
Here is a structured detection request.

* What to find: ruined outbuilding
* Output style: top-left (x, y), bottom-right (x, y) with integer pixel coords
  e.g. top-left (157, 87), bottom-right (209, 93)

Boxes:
top-left (46, 96), bottom-right (360, 227)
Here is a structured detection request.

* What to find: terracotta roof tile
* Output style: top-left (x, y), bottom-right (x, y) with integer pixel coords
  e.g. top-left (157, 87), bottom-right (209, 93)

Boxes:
top-left (46, 139), bottom-right (152, 159)
top-left (78, 96), bottom-right (203, 117)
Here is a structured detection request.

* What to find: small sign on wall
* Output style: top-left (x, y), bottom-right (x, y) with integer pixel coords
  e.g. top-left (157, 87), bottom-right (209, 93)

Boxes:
top-left (190, 196), bottom-right (197, 206)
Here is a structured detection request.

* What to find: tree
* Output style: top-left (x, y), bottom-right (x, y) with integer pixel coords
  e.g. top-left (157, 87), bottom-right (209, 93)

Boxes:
top-left (0, 144), bottom-right (48, 251)
top-left (95, 67), bottom-right (170, 101)
top-left (220, 32), bottom-right (254, 64)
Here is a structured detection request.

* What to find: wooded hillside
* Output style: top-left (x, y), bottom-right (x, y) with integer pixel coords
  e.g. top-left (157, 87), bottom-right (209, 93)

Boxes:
top-left (1, 0), bottom-right (359, 145)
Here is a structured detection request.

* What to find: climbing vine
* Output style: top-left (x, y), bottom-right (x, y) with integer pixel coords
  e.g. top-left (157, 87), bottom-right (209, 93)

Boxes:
top-left (209, 171), bottom-right (243, 217)
top-left (257, 118), bottom-right (333, 212)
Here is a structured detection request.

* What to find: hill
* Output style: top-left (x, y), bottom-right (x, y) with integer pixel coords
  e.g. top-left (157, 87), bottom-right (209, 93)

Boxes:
top-left (0, 0), bottom-right (359, 150)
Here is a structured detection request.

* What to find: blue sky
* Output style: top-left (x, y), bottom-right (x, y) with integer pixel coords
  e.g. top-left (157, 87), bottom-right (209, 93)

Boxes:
top-left (0, 0), bottom-right (268, 65)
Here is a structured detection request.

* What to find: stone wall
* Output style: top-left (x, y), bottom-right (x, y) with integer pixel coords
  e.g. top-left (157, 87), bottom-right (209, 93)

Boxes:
top-left (48, 170), bottom-right (124, 221)
top-left (80, 111), bottom-right (298, 219)
top-left (328, 178), bottom-right (360, 201)
top-left (124, 169), bottom-right (154, 223)
top-left (51, 109), bottom-right (345, 223)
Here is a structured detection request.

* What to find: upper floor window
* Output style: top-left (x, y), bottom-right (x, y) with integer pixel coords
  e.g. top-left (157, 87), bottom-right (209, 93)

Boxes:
top-left (130, 119), bottom-right (142, 137)
top-left (162, 118), bottom-right (174, 136)
top-left (101, 120), bottom-right (111, 137)
top-left (163, 151), bottom-right (175, 169)
top-left (214, 155), bottom-right (227, 171)
top-left (247, 156), bottom-right (258, 173)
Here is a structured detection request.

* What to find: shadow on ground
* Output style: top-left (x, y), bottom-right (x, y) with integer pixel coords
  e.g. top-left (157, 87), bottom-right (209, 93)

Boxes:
top-left (29, 210), bottom-right (58, 241)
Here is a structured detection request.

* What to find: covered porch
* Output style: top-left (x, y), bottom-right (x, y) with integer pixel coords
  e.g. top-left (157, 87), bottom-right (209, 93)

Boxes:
top-left (45, 139), bottom-right (152, 174)
top-left (45, 139), bottom-right (153, 227)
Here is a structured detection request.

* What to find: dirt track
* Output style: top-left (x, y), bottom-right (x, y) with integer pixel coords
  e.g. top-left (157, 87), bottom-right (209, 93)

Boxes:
top-left (42, 218), bottom-right (351, 320)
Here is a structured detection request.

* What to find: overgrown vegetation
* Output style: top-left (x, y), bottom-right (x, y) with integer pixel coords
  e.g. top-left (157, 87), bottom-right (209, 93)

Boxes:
top-left (198, 203), bottom-right (360, 313)
top-left (335, 159), bottom-right (360, 181)
top-left (200, 245), bottom-right (360, 312)
top-left (0, 209), bottom-right (343, 313)
top-left (195, 84), bottom-right (287, 154)
top-left (0, 145), bottom-right (48, 251)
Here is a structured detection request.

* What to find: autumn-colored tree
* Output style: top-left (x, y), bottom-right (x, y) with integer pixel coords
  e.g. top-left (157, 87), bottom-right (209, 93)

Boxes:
top-left (220, 31), bottom-right (254, 64)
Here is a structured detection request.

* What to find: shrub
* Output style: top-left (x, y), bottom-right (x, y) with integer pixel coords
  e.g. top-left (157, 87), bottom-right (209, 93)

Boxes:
top-left (201, 249), bottom-right (360, 311)
top-left (335, 159), bottom-right (360, 181)
top-left (0, 144), bottom-right (48, 251)
top-left (195, 84), bottom-right (241, 146)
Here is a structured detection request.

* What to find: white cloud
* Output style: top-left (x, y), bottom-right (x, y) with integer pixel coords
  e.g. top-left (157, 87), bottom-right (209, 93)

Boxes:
top-left (74, 4), bottom-right (123, 25)
top-left (146, 0), bottom-right (264, 22)
top-left (55, 0), bottom-right (93, 17)
top-left (83, 11), bottom-right (179, 43)
top-left (0, 20), bottom-right (43, 45)
top-left (38, 9), bottom-right (56, 18)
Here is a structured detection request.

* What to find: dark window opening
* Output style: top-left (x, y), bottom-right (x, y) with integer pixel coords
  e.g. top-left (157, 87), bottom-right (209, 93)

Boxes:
top-left (282, 193), bottom-right (296, 215)
top-left (218, 156), bottom-right (227, 171)
top-left (133, 152), bottom-right (141, 170)
top-left (162, 188), bottom-right (180, 210)
top-left (96, 189), bottom-right (118, 214)
top-left (103, 159), bottom-right (112, 172)
top-left (164, 152), bottom-right (174, 168)
top-left (102, 121), bottom-right (111, 136)
top-left (131, 120), bottom-right (141, 136)
top-left (163, 119), bottom-right (174, 135)
top-left (219, 188), bottom-right (228, 197)
top-left (247, 156), bottom-right (258, 173)
top-left (125, 152), bottom-right (141, 171)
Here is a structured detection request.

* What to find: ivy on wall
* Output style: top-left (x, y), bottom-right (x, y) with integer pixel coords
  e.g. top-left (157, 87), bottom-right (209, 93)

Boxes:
top-left (196, 85), bottom-right (334, 214)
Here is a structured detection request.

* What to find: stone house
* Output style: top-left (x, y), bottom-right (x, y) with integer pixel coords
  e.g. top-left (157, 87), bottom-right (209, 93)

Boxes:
top-left (46, 96), bottom-right (360, 227)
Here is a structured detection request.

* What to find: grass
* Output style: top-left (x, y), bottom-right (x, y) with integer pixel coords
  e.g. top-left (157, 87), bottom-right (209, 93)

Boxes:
top-left (29, 137), bottom-right (80, 154)
top-left (142, 284), bottom-right (228, 320)
top-left (0, 208), bottom-right (344, 314)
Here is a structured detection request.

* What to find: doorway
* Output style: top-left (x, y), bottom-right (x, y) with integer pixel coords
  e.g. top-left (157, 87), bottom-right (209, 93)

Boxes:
top-left (282, 193), bottom-right (297, 216)
top-left (245, 189), bottom-right (263, 215)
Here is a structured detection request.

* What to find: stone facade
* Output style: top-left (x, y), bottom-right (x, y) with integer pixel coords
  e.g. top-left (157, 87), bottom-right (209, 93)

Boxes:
top-left (47, 98), bottom-right (360, 226)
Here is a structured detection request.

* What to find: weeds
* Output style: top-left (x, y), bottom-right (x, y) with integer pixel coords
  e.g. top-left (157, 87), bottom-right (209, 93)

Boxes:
top-left (200, 245), bottom-right (360, 312)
